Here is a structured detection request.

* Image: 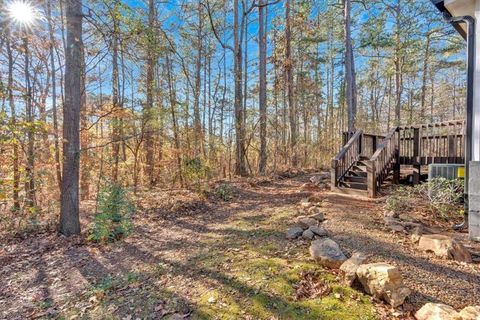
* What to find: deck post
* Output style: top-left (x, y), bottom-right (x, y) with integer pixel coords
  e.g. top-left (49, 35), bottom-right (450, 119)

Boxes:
top-left (448, 134), bottom-right (456, 163)
top-left (393, 131), bottom-right (401, 184)
top-left (412, 128), bottom-right (421, 184)
top-left (331, 160), bottom-right (338, 188)
top-left (366, 160), bottom-right (376, 198)
top-left (413, 128), bottom-right (420, 158)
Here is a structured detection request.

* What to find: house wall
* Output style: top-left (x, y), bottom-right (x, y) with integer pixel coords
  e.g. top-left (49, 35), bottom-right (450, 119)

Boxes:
top-left (433, 0), bottom-right (480, 241)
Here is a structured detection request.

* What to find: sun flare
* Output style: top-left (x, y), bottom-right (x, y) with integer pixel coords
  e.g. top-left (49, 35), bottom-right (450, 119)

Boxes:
top-left (7, 0), bottom-right (37, 27)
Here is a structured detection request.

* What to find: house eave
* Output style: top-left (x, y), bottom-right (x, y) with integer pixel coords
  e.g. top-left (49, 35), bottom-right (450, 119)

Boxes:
top-left (431, 0), bottom-right (468, 39)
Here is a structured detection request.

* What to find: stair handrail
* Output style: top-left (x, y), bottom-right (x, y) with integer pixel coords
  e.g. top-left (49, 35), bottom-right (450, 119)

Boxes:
top-left (367, 127), bottom-right (399, 197)
top-left (331, 129), bottom-right (363, 187)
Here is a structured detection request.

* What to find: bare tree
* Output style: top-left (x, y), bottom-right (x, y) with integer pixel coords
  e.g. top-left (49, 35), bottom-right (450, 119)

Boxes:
top-left (59, 0), bottom-right (83, 236)
top-left (258, 0), bottom-right (267, 174)
top-left (344, 0), bottom-right (357, 132)
top-left (285, 0), bottom-right (298, 167)
top-left (144, 0), bottom-right (156, 186)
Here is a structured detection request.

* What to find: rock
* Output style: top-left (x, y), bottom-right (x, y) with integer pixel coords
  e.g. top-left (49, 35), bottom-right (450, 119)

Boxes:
top-left (310, 176), bottom-right (322, 185)
top-left (286, 227), bottom-right (303, 240)
top-left (384, 210), bottom-right (399, 218)
top-left (415, 303), bottom-right (461, 320)
top-left (418, 234), bottom-right (472, 263)
top-left (309, 238), bottom-right (347, 269)
top-left (299, 199), bottom-right (313, 209)
top-left (309, 225), bottom-right (328, 237)
top-left (302, 229), bottom-right (315, 240)
top-left (308, 194), bottom-right (324, 203)
top-left (297, 216), bottom-right (318, 229)
top-left (307, 207), bottom-right (325, 221)
top-left (356, 263), bottom-right (410, 307)
top-left (399, 214), bottom-right (419, 223)
top-left (459, 306), bottom-right (480, 320)
top-left (385, 216), bottom-right (425, 234)
top-left (384, 216), bottom-right (407, 233)
top-left (411, 226), bottom-right (423, 244)
top-left (340, 252), bottom-right (368, 286)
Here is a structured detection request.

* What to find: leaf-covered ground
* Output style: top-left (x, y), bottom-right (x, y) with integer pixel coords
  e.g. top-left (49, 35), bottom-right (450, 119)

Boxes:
top-left (1, 174), bottom-right (479, 319)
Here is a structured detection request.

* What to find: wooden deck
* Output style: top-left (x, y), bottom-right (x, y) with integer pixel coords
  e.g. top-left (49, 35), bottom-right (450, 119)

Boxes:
top-left (331, 120), bottom-right (465, 198)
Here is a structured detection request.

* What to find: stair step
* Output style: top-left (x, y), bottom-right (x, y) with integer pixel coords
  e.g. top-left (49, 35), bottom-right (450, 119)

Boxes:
top-left (333, 186), bottom-right (368, 197)
top-left (343, 175), bottom-right (367, 183)
top-left (356, 160), bottom-right (368, 167)
top-left (352, 165), bottom-right (367, 172)
top-left (348, 170), bottom-right (367, 178)
top-left (359, 156), bottom-right (370, 161)
top-left (339, 181), bottom-right (368, 190)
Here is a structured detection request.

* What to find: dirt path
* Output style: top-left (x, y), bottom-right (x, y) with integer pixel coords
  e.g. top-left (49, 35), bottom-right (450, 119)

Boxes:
top-left (0, 174), bottom-right (479, 319)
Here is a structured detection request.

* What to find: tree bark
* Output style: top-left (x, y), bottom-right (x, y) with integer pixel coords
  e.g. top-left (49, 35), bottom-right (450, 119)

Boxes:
top-left (420, 32), bottom-right (431, 120)
top-left (80, 31), bottom-right (88, 199)
top-left (344, 0), bottom-right (357, 132)
top-left (47, 0), bottom-right (62, 192)
top-left (166, 54), bottom-right (184, 187)
top-left (59, 0), bottom-right (82, 236)
top-left (394, 0), bottom-right (402, 125)
top-left (6, 33), bottom-right (20, 211)
top-left (258, 0), bottom-right (267, 174)
top-left (24, 36), bottom-right (36, 209)
top-left (193, 1), bottom-right (204, 157)
top-left (144, 0), bottom-right (156, 187)
top-left (285, 0), bottom-right (298, 167)
top-left (234, 0), bottom-right (248, 176)
top-left (111, 9), bottom-right (120, 182)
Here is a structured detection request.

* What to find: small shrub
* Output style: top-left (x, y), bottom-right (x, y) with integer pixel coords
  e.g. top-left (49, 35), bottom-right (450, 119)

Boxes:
top-left (414, 178), bottom-right (464, 219)
top-left (88, 184), bottom-right (135, 243)
top-left (183, 157), bottom-right (210, 193)
top-left (385, 186), bottom-right (413, 214)
top-left (213, 183), bottom-right (235, 201)
top-left (386, 178), bottom-right (464, 220)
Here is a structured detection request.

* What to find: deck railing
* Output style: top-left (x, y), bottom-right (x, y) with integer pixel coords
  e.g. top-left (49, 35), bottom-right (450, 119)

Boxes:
top-left (331, 130), bottom-right (363, 188)
top-left (366, 128), bottom-right (399, 197)
top-left (398, 120), bottom-right (465, 165)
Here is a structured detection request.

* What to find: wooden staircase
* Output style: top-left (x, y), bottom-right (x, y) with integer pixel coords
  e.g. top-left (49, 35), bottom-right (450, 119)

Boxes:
top-left (331, 120), bottom-right (466, 198)
top-left (337, 156), bottom-right (369, 191)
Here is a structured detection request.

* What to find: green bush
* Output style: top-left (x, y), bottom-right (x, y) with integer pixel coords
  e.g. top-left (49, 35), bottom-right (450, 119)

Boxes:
top-left (385, 190), bottom-right (412, 214)
top-left (183, 157), bottom-right (210, 192)
top-left (88, 184), bottom-right (135, 243)
top-left (214, 183), bottom-right (235, 201)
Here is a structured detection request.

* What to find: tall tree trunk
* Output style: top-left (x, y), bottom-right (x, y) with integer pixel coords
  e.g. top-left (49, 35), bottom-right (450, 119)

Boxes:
top-left (80, 34), bottom-right (88, 199)
top-left (234, 0), bottom-right (248, 176)
top-left (47, 0), bottom-right (62, 192)
top-left (59, 0), bottom-right (83, 236)
top-left (258, 0), bottom-right (267, 174)
top-left (193, 1), bottom-right (203, 157)
top-left (285, 0), bottom-right (298, 167)
top-left (394, 0), bottom-right (402, 125)
top-left (111, 12), bottom-right (120, 182)
top-left (24, 36), bottom-right (36, 209)
top-left (420, 32), bottom-right (430, 121)
top-left (166, 54), bottom-right (184, 187)
top-left (144, 0), bottom-right (156, 187)
top-left (6, 33), bottom-right (20, 211)
top-left (344, 0), bottom-right (357, 132)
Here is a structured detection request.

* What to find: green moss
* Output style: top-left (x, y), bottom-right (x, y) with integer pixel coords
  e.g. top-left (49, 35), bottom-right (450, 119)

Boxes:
top-left (188, 242), bottom-right (375, 320)
top-left (54, 206), bottom-right (377, 320)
